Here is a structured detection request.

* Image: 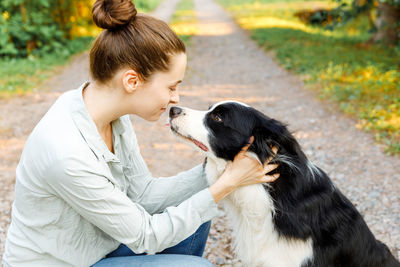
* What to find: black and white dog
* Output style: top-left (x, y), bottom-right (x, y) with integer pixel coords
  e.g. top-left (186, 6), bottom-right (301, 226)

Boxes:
top-left (168, 101), bottom-right (400, 267)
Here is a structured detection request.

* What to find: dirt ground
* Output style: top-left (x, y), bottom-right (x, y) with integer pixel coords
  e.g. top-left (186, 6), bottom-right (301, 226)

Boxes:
top-left (0, 0), bottom-right (399, 265)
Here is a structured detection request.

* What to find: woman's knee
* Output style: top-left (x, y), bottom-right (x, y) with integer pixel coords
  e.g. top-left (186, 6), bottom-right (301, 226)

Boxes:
top-left (92, 254), bottom-right (214, 267)
top-left (172, 255), bottom-right (214, 267)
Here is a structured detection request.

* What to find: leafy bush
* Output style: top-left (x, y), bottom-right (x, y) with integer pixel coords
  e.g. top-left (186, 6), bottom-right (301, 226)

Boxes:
top-left (0, 0), bottom-right (96, 58)
top-left (0, 0), bottom-right (165, 96)
top-left (0, 0), bottom-right (164, 58)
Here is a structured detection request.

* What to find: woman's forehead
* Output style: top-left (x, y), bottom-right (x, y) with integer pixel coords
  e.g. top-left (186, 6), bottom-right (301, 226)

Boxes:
top-left (151, 53), bottom-right (187, 83)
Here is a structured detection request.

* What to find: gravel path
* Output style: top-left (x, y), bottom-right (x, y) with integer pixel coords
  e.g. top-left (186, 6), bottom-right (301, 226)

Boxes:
top-left (186, 0), bottom-right (400, 264)
top-left (0, 0), bottom-right (399, 265)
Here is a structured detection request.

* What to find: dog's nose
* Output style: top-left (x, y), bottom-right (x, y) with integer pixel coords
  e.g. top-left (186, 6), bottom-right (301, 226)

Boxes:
top-left (169, 107), bottom-right (183, 119)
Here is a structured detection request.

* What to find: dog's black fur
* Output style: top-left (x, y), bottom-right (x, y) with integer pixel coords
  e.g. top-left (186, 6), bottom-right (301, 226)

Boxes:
top-left (205, 102), bottom-right (399, 267)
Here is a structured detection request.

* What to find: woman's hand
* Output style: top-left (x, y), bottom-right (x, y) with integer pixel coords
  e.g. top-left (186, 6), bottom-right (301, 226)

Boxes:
top-left (209, 137), bottom-right (279, 203)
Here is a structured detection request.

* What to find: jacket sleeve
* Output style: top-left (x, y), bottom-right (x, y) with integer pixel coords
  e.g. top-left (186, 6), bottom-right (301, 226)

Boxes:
top-left (45, 157), bottom-right (218, 255)
top-left (123, 116), bottom-right (212, 215)
top-left (125, 144), bottom-right (210, 214)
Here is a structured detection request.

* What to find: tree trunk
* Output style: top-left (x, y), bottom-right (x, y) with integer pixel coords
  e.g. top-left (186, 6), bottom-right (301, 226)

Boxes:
top-left (372, 1), bottom-right (400, 45)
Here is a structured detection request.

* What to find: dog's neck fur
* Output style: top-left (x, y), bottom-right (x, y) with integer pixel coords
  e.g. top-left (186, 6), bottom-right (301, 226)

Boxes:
top-left (204, 156), bottom-right (313, 267)
top-left (205, 156), bottom-right (227, 183)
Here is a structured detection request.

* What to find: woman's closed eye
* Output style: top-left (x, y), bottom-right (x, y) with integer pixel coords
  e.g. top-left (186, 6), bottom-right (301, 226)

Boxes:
top-left (168, 80), bottom-right (182, 93)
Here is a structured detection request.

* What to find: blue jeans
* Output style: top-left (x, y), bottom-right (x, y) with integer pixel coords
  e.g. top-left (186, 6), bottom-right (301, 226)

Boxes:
top-left (92, 221), bottom-right (213, 266)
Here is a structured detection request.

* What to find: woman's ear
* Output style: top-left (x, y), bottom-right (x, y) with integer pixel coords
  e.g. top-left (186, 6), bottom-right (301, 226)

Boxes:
top-left (122, 69), bottom-right (142, 94)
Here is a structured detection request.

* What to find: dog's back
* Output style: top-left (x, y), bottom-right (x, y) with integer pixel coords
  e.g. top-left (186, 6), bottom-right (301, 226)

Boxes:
top-left (169, 101), bottom-right (400, 267)
top-left (286, 169), bottom-right (400, 267)
top-left (241, 106), bottom-right (400, 267)
top-left (262, 135), bottom-right (399, 267)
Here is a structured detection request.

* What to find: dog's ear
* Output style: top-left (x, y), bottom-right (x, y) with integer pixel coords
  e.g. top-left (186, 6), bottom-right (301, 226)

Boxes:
top-left (249, 110), bottom-right (304, 164)
top-left (249, 127), bottom-right (275, 164)
top-left (248, 112), bottom-right (281, 164)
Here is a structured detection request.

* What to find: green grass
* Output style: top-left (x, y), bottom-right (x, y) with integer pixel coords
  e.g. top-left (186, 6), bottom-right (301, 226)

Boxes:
top-left (217, 0), bottom-right (400, 155)
top-left (170, 0), bottom-right (197, 46)
top-left (0, 37), bottom-right (93, 97)
top-left (135, 0), bottom-right (163, 13)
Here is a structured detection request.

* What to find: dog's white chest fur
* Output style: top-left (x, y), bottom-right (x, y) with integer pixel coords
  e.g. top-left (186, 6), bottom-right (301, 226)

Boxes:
top-left (205, 158), bottom-right (314, 267)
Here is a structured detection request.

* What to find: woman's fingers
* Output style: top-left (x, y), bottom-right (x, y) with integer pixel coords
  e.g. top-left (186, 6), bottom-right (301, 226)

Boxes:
top-left (235, 137), bottom-right (254, 160)
top-left (262, 146), bottom-right (279, 182)
top-left (263, 146), bottom-right (278, 166)
top-left (263, 173), bottom-right (280, 183)
top-left (239, 136), bottom-right (254, 154)
top-left (264, 163), bottom-right (278, 174)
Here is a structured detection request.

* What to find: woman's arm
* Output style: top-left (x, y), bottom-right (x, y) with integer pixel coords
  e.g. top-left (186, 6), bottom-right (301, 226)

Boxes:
top-left (45, 156), bottom-right (219, 255)
top-left (125, 146), bottom-right (208, 215)
top-left (125, 118), bottom-right (278, 213)
top-left (126, 136), bottom-right (278, 213)
top-left (124, 117), bottom-right (209, 214)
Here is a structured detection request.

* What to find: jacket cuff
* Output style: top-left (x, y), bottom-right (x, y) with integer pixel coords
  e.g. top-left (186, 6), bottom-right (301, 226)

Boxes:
top-left (191, 188), bottom-right (219, 222)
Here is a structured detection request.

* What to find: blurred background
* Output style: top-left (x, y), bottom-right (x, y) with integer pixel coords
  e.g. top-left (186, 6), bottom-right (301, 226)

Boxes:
top-left (0, 0), bottom-right (399, 264)
top-left (0, 0), bottom-right (399, 153)
top-left (0, 0), bottom-right (161, 94)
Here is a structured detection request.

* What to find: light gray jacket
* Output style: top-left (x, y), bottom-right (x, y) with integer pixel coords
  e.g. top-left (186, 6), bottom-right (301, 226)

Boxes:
top-left (2, 82), bottom-right (218, 267)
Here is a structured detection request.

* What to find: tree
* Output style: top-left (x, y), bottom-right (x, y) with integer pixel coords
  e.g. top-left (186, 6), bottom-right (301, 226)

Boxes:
top-left (327, 0), bottom-right (400, 45)
top-left (372, 1), bottom-right (400, 45)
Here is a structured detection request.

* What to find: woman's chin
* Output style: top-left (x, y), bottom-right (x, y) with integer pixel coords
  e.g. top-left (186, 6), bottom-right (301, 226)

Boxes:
top-left (135, 109), bottom-right (166, 122)
top-left (144, 113), bottom-right (162, 122)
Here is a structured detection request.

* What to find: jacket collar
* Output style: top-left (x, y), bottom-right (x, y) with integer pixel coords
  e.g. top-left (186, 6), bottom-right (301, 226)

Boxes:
top-left (70, 81), bottom-right (125, 163)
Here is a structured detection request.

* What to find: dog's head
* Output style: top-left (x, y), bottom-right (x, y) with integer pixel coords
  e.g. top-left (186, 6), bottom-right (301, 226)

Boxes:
top-left (168, 101), bottom-right (302, 165)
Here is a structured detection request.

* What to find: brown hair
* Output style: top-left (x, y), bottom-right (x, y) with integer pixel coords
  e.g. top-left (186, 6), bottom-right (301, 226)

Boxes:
top-left (90, 0), bottom-right (186, 83)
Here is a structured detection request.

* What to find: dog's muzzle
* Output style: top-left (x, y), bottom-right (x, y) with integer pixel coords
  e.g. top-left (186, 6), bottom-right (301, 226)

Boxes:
top-left (169, 107), bottom-right (183, 119)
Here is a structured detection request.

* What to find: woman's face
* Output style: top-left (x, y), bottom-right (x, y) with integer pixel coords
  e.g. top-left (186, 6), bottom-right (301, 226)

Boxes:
top-left (133, 53), bottom-right (187, 121)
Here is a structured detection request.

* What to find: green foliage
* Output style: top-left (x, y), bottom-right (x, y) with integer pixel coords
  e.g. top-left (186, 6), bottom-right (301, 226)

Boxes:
top-left (0, 0), bottom-right (165, 57)
top-left (0, 0), bottom-right (93, 58)
top-left (135, 0), bottom-right (163, 12)
top-left (0, 36), bottom-right (93, 95)
top-left (0, 0), bottom-right (166, 96)
top-left (170, 0), bottom-right (197, 46)
top-left (218, 0), bottom-right (400, 154)
top-left (377, 0), bottom-right (400, 6)
top-left (325, 0), bottom-right (399, 45)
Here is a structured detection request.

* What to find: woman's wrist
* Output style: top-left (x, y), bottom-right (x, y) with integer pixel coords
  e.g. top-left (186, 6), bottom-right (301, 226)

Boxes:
top-left (209, 173), bottom-right (237, 203)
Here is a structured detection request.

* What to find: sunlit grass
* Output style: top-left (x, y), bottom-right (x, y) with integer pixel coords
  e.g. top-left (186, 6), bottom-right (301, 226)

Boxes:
top-left (218, 0), bottom-right (400, 154)
top-left (320, 64), bottom-right (400, 149)
top-left (0, 37), bottom-right (93, 97)
top-left (170, 0), bottom-right (197, 45)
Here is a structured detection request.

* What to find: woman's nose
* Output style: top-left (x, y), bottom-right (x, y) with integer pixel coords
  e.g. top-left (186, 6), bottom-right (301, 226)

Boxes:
top-left (169, 107), bottom-right (183, 119)
top-left (170, 91), bottom-right (180, 104)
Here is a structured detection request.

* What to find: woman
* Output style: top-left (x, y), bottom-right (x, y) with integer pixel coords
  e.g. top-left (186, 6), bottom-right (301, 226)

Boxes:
top-left (2, 0), bottom-right (279, 266)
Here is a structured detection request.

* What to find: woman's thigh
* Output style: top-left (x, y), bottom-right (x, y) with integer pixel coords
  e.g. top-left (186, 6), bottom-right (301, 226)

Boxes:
top-left (159, 220), bottom-right (211, 256)
top-left (91, 254), bottom-right (214, 267)
top-left (106, 221), bottom-right (211, 258)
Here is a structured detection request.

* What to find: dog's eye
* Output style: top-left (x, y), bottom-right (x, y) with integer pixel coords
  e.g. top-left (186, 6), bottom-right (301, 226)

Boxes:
top-left (210, 113), bottom-right (223, 122)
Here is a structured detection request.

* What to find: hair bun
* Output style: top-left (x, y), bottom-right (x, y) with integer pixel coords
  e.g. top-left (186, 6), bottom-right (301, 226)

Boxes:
top-left (92, 0), bottom-right (137, 30)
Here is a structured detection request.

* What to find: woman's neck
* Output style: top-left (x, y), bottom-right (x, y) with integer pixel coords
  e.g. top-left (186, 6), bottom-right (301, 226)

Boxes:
top-left (82, 81), bottom-right (124, 137)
